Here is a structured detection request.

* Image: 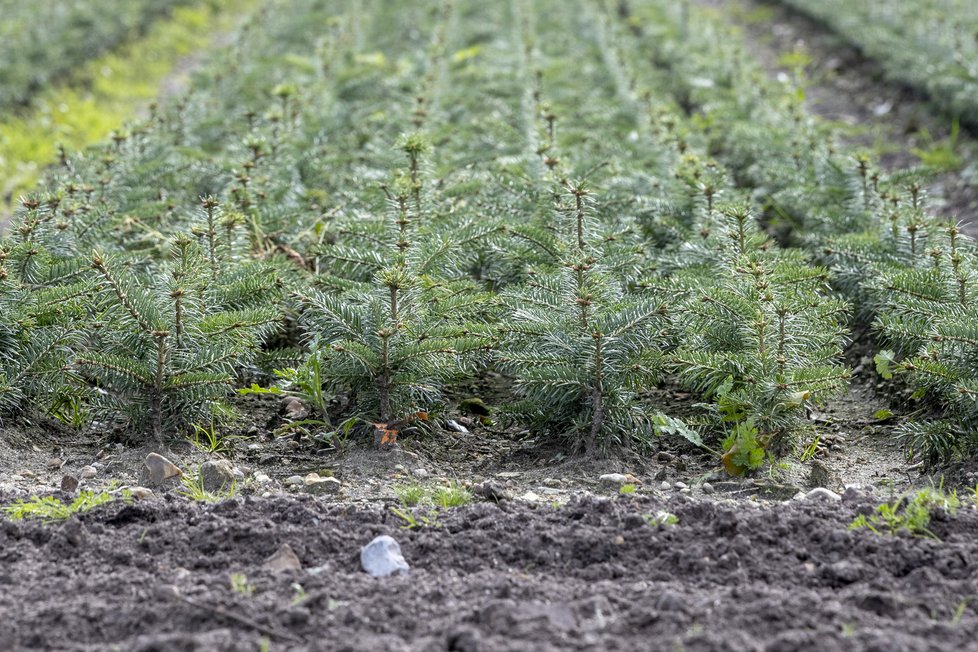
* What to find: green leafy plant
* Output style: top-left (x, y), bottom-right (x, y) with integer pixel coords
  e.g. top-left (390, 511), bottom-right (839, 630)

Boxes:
top-left (432, 482), bottom-right (472, 508)
top-left (389, 505), bottom-right (441, 530)
top-left (230, 573), bottom-right (255, 596)
top-left (4, 489), bottom-right (128, 523)
top-left (178, 467), bottom-right (238, 503)
top-left (394, 483), bottom-right (426, 507)
top-left (642, 511), bottom-right (679, 527)
top-left (849, 486), bottom-right (960, 539)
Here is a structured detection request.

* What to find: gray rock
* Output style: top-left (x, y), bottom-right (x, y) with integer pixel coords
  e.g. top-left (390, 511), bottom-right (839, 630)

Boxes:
top-left (140, 453), bottom-right (183, 488)
top-left (282, 396), bottom-right (309, 419)
top-left (474, 480), bottom-right (513, 502)
top-left (200, 460), bottom-right (235, 493)
top-left (130, 487), bottom-right (154, 501)
top-left (253, 471), bottom-right (272, 484)
top-left (674, 481), bottom-right (689, 490)
top-left (659, 481), bottom-right (672, 491)
top-left (518, 491), bottom-right (542, 503)
top-left (412, 468), bottom-right (430, 479)
top-left (361, 535), bottom-right (409, 577)
top-left (79, 465), bottom-right (97, 480)
top-left (804, 487), bottom-right (841, 502)
top-left (263, 543), bottom-right (302, 572)
top-left (823, 560), bottom-right (864, 585)
top-left (60, 474), bottom-right (79, 493)
top-left (599, 473), bottom-right (628, 487)
top-left (842, 485), bottom-right (867, 503)
top-left (701, 482), bottom-right (715, 494)
top-left (303, 474), bottom-right (341, 496)
top-left (285, 475), bottom-right (305, 487)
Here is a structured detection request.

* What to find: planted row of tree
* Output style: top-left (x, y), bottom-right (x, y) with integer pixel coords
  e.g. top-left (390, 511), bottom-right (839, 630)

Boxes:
top-left (1, 0), bottom-right (976, 471)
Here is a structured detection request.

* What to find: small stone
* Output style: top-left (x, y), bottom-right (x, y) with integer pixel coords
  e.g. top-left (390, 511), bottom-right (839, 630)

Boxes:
top-left (199, 460), bottom-right (235, 493)
top-left (542, 478), bottom-right (562, 488)
top-left (253, 472), bottom-right (272, 484)
top-left (656, 590), bottom-right (687, 613)
top-left (804, 487), bottom-right (841, 502)
top-left (496, 471), bottom-right (520, 479)
top-left (61, 474), bottom-right (79, 493)
top-left (701, 482), bottom-right (715, 494)
top-left (232, 468), bottom-right (245, 481)
top-left (519, 491), bottom-right (542, 503)
top-left (247, 443), bottom-right (262, 451)
top-left (285, 475), bottom-right (305, 487)
top-left (141, 453), bottom-right (183, 488)
top-left (474, 481), bottom-right (513, 502)
top-left (842, 486), bottom-right (866, 503)
top-left (130, 487), bottom-right (154, 501)
top-left (263, 543), bottom-right (302, 572)
top-left (446, 419), bottom-right (469, 434)
top-left (412, 468), bottom-right (429, 479)
top-left (599, 473), bottom-right (628, 487)
top-left (79, 465), bottom-right (97, 479)
top-left (657, 451), bottom-right (676, 462)
top-left (674, 481), bottom-right (688, 490)
top-left (823, 560), bottom-right (864, 585)
top-left (361, 535), bottom-right (409, 577)
top-left (659, 481), bottom-right (672, 491)
top-left (282, 396), bottom-right (309, 419)
top-left (393, 464), bottom-right (407, 473)
top-left (48, 457), bottom-right (64, 470)
top-left (446, 628), bottom-right (480, 652)
top-left (304, 475), bottom-right (341, 496)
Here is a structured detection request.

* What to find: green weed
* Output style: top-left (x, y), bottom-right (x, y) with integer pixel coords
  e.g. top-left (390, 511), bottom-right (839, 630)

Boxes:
top-left (4, 489), bottom-right (128, 523)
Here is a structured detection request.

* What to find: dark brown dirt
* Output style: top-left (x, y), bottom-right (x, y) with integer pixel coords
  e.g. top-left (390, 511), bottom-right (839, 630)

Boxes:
top-left (0, 491), bottom-right (976, 651)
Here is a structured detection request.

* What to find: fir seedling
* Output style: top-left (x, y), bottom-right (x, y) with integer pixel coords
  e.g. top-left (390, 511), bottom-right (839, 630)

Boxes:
top-left (0, 236), bottom-right (89, 422)
top-left (79, 238), bottom-right (280, 441)
top-left (670, 207), bottom-right (850, 463)
top-left (301, 264), bottom-right (490, 432)
top-left (872, 223), bottom-right (978, 463)
top-left (498, 182), bottom-right (675, 452)
top-left (301, 136), bottom-right (495, 437)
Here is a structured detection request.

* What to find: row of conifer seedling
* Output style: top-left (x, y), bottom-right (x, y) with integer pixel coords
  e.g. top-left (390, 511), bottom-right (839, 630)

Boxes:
top-left (0, 0), bottom-right (975, 473)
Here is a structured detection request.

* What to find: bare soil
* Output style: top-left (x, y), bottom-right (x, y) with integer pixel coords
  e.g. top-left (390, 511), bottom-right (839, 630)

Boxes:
top-left (2, 490), bottom-right (978, 651)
